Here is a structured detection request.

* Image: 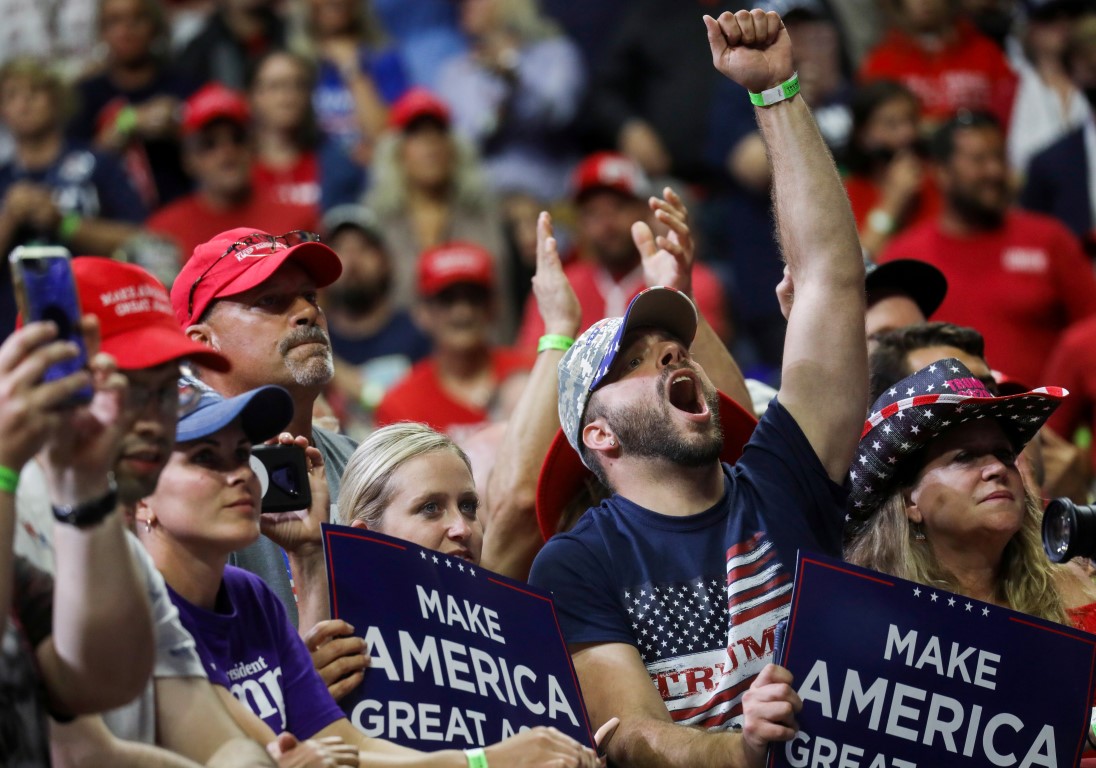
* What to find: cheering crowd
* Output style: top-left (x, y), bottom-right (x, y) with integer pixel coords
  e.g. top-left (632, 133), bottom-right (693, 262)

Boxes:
top-left (6, 0), bottom-right (1096, 765)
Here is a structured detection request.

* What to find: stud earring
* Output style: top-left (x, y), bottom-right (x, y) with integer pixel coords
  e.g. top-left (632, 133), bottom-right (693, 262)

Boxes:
top-left (609, 439), bottom-right (617, 447)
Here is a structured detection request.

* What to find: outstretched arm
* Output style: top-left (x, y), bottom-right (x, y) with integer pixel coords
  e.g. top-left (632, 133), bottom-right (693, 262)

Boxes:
top-left (705, 10), bottom-right (865, 482)
top-left (483, 212), bottom-right (580, 575)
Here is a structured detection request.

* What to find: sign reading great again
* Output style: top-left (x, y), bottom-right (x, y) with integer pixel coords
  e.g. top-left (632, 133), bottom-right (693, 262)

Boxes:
top-left (322, 524), bottom-right (594, 750)
top-left (771, 553), bottom-right (1096, 768)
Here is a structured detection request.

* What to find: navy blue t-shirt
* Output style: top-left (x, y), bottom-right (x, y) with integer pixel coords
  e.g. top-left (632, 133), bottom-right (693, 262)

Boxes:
top-left (529, 399), bottom-right (845, 730)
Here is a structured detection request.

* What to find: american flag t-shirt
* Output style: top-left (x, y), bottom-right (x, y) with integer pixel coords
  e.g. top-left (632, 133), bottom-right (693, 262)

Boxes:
top-left (629, 532), bottom-right (791, 730)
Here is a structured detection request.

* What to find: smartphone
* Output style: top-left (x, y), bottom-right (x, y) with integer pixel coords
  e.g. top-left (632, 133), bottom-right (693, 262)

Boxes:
top-left (250, 444), bottom-right (312, 513)
top-left (9, 246), bottom-right (92, 405)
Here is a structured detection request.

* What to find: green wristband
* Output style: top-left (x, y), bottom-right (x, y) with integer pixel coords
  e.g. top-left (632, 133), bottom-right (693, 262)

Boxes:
top-left (537, 334), bottom-right (575, 353)
top-left (749, 72), bottom-right (800, 107)
top-left (0, 465), bottom-right (19, 495)
top-left (58, 212), bottom-right (82, 243)
top-left (464, 747), bottom-right (488, 768)
top-left (114, 105), bottom-right (138, 136)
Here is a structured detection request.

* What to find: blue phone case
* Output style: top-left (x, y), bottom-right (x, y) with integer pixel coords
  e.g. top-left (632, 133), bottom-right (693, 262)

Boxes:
top-left (10, 250), bottom-right (92, 404)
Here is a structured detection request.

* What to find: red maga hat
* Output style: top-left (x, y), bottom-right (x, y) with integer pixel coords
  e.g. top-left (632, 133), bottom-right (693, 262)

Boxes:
top-left (72, 258), bottom-right (230, 372)
top-left (417, 242), bottom-right (495, 297)
top-left (170, 228), bottom-right (342, 327)
top-left (181, 83), bottom-right (249, 136)
top-left (389, 87), bottom-right (450, 131)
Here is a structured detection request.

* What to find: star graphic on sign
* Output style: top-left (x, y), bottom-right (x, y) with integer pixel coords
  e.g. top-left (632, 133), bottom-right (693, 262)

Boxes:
top-left (982, 607), bottom-right (990, 617)
top-left (930, 593), bottom-right (938, 602)
top-left (913, 587), bottom-right (921, 597)
top-left (445, 559), bottom-right (453, 568)
top-left (947, 597), bottom-right (956, 607)
top-left (469, 567), bottom-right (476, 576)
top-left (458, 562), bottom-right (465, 572)
top-left (965, 602), bottom-right (973, 611)
top-left (432, 555), bottom-right (439, 564)
top-left (420, 551), bottom-right (426, 559)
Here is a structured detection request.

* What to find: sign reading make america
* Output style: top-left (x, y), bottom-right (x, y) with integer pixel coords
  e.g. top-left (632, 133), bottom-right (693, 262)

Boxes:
top-left (321, 523), bottom-right (594, 750)
top-left (770, 552), bottom-right (1096, 768)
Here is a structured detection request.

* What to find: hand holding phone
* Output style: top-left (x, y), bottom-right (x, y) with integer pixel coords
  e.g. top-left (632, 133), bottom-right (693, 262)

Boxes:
top-left (9, 246), bottom-right (92, 405)
top-left (251, 444), bottom-right (312, 513)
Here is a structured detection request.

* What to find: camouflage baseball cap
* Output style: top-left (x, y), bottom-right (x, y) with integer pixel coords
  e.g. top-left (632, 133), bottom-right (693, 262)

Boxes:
top-left (557, 287), bottom-right (699, 461)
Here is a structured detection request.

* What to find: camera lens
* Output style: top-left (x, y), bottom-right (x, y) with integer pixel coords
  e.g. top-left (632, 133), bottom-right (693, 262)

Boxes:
top-left (1042, 498), bottom-right (1096, 563)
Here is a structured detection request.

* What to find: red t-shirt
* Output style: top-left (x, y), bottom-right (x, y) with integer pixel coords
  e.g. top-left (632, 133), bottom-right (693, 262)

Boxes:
top-left (146, 189), bottom-right (320, 266)
top-left (881, 210), bottom-right (1096, 384)
top-left (859, 21), bottom-right (1017, 128)
top-left (1043, 315), bottom-right (1096, 464)
top-left (252, 152), bottom-right (320, 211)
top-left (374, 348), bottom-right (534, 442)
top-left (515, 259), bottom-right (729, 353)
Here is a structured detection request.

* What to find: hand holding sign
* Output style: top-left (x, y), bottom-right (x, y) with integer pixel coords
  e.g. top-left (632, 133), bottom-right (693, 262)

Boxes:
top-left (304, 619), bottom-right (371, 702)
top-left (742, 664), bottom-right (801, 764)
top-left (485, 726), bottom-right (599, 768)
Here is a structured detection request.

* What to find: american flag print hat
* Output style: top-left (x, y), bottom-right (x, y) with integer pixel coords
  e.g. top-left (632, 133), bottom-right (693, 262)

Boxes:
top-left (556, 287), bottom-right (698, 462)
top-left (848, 358), bottom-right (1067, 519)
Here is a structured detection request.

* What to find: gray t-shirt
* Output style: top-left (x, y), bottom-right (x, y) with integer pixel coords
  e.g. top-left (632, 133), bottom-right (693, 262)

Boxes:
top-left (228, 426), bottom-right (358, 628)
top-left (102, 535), bottom-right (206, 743)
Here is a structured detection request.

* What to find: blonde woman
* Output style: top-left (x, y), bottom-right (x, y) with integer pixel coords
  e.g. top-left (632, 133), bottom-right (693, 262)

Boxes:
top-left (337, 422), bottom-right (483, 562)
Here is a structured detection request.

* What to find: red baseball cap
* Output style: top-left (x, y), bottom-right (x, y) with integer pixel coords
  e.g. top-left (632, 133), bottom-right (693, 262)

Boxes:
top-left (535, 391), bottom-right (758, 541)
top-left (181, 83), bottom-right (249, 137)
top-left (572, 151), bottom-right (652, 201)
top-left (418, 242), bottom-right (495, 297)
top-left (170, 228), bottom-right (342, 327)
top-left (72, 258), bottom-right (230, 372)
top-left (389, 87), bottom-right (450, 131)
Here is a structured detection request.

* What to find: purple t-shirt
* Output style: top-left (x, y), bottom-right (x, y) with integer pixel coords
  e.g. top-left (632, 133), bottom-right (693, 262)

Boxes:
top-left (167, 566), bottom-right (343, 739)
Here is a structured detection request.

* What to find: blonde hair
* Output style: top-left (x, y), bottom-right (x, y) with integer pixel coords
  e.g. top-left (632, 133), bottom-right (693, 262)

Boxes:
top-left (337, 422), bottom-right (473, 529)
top-left (845, 488), bottom-right (1069, 625)
top-left (287, 0), bottom-right (386, 61)
top-left (365, 130), bottom-right (494, 217)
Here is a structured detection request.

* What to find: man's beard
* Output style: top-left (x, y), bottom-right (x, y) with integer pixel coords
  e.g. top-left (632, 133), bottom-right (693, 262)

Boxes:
top-left (279, 325), bottom-right (334, 387)
top-left (605, 368), bottom-right (723, 467)
top-left (327, 276), bottom-right (390, 316)
top-left (948, 184), bottom-right (1007, 230)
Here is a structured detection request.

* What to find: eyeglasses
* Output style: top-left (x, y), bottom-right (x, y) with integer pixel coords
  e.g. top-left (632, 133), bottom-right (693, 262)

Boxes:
top-left (186, 230), bottom-right (322, 318)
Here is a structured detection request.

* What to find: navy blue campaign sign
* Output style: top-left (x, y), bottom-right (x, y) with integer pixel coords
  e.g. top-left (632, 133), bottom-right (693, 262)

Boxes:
top-left (770, 552), bottom-right (1096, 768)
top-left (321, 523), bottom-right (594, 751)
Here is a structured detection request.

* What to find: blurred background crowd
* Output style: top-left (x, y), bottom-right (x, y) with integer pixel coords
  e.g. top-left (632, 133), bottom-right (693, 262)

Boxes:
top-left (4, 0), bottom-right (1096, 465)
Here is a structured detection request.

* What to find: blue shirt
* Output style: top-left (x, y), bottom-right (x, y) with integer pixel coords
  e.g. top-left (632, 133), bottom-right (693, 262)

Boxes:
top-left (529, 399), bottom-right (845, 730)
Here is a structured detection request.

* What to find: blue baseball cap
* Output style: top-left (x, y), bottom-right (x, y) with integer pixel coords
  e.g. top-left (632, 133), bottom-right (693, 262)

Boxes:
top-left (176, 377), bottom-right (294, 444)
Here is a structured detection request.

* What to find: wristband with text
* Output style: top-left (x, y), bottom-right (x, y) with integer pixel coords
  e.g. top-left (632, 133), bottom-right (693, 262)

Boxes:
top-left (464, 747), bottom-right (489, 768)
top-left (749, 72), bottom-right (800, 107)
top-left (0, 465), bottom-right (18, 494)
top-left (537, 334), bottom-right (575, 354)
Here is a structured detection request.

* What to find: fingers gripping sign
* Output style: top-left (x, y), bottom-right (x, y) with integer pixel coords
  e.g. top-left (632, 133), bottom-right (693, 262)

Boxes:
top-left (703, 10), bottom-right (794, 94)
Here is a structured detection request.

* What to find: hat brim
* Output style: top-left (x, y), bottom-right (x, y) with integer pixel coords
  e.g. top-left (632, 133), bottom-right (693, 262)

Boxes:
top-left (200, 241), bottom-right (343, 317)
top-left (103, 322), bottom-right (231, 373)
top-left (536, 390), bottom-right (758, 541)
top-left (849, 386), bottom-right (1068, 519)
top-left (588, 287), bottom-right (698, 393)
top-left (176, 385), bottom-right (294, 444)
top-left (867, 260), bottom-right (948, 319)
